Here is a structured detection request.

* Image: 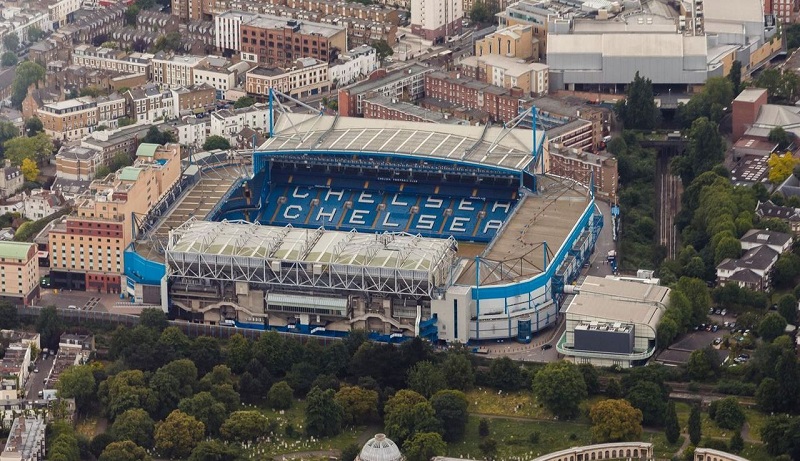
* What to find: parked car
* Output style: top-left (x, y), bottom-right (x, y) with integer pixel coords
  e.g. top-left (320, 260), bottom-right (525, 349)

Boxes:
top-left (715, 309), bottom-right (722, 315)
top-left (541, 344), bottom-right (553, 351)
top-left (721, 309), bottom-right (727, 316)
top-left (713, 338), bottom-right (722, 345)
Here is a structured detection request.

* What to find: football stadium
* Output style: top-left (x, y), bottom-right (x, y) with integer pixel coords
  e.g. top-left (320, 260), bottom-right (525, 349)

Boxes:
top-left (127, 113), bottom-right (602, 343)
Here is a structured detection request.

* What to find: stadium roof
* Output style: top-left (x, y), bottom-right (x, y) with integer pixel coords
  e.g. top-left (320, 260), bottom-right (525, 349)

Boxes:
top-left (168, 219), bottom-right (456, 272)
top-left (259, 114), bottom-right (538, 171)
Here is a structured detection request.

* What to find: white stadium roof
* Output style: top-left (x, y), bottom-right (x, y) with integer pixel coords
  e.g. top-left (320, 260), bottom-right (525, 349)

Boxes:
top-left (168, 219), bottom-right (456, 272)
top-left (259, 113), bottom-right (538, 171)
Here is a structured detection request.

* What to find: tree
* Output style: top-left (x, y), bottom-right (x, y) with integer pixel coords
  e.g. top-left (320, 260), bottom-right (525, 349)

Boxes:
top-left (154, 410), bottom-right (205, 459)
top-left (470, 1), bottom-right (490, 23)
top-left (441, 350), bottom-right (475, 391)
top-left (90, 433), bottom-right (116, 459)
top-left (3, 34), bottom-right (18, 52)
top-left (688, 347), bottom-right (719, 381)
top-left (714, 236), bottom-right (741, 265)
top-left (99, 440), bottom-right (151, 461)
top-left (488, 356), bottom-right (527, 391)
top-left (578, 364), bottom-right (601, 395)
top-left (372, 39), bottom-right (394, 61)
top-left (778, 293), bottom-right (798, 325)
top-left (532, 361), bottom-right (587, 420)
top-left (111, 408), bottom-right (155, 449)
top-left (340, 443), bottom-right (361, 461)
top-left (672, 118), bottom-right (726, 185)
top-left (713, 397), bottom-right (746, 430)
top-left (478, 418), bottom-right (490, 437)
top-left (729, 60), bottom-right (742, 94)
top-left (178, 392), bottom-right (228, 436)
top-left (152, 31), bottom-right (183, 52)
top-left (141, 126), bottom-right (176, 145)
top-left (305, 386), bottom-right (344, 437)
top-left (233, 96), bottom-right (255, 109)
top-left (606, 378), bottom-right (623, 398)
top-left (20, 158), bottom-right (38, 181)
top-left (286, 361), bottom-right (319, 396)
top-left (675, 277), bottom-right (712, 327)
top-left (772, 253), bottom-right (800, 288)
top-left (615, 72), bottom-right (659, 130)
top-left (4, 132), bottom-right (53, 165)
top-left (27, 26), bottom-right (44, 43)
top-left (334, 385), bottom-right (379, 426)
top-left (0, 52), bottom-right (16, 67)
top-left (57, 365), bottom-right (96, 412)
top-left (267, 381), bottom-right (294, 410)
top-left (10, 61), bottom-right (45, 109)
top-left (202, 135), bottom-right (231, 151)
top-left (384, 390), bottom-right (442, 444)
top-left (688, 404), bottom-right (702, 446)
top-left (188, 440), bottom-right (242, 461)
top-left (98, 369), bottom-right (157, 420)
top-left (589, 399), bottom-right (643, 443)
top-left (664, 401), bottom-right (680, 444)
top-left (430, 390), bottom-right (469, 442)
top-left (0, 302), bottom-right (18, 329)
top-left (759, 312), bottom-right (788, 342)
top-left (769, 152), bottom-right (799, 184)
top-left (139, 307), bottom-right (168, 331)
top-left (35, 305), bottom-right (63, 350)
top-left (190, 336), bottom-right (222, 376)
top-left (220, 411), bottom-right (270, 441)
top-left (403, 432), bottom-right (446, 461)
top-left (408, 361), bottom-right (447, 398)
top-left (224, 333), bottom-right (251, 374)
top-left (125, 4), bottom-right (141, 25)
top-left (730, 431), bottom-right (744, 453)
top-left (626, 381), bottom-right (667, 427)
top-left (769, 126), bottom-right (793, 150)
top-left (24, 117), bottom-right (43, 137)
top-left (156, 327), bottom-right (191, 364)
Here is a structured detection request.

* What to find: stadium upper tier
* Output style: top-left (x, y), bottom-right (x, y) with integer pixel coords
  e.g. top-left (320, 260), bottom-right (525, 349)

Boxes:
top-left (258, 113), bottom-right (540, 171)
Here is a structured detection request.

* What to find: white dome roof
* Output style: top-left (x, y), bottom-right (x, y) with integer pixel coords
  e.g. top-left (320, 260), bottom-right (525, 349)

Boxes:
top-left (359, 434), bottom-right (403, 461)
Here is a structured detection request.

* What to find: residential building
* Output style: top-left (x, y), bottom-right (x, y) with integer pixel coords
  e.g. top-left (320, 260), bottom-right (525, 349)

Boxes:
top-left (460, 54), bottom-right (548, 94)
top-left (48, 143), bottom-right (182, 292)
top-left (193, 56), bottom-right (250, 100)
top-left (23, 189), bottom-right (66, 221)
top-left (47, 0), bottom-right (82, 28)
top-left (475, 24), bottom-right (536, 60)
top-left (169, 116), bottom-right (208, 147)
top-left (136, 9), bottom-right (181, 34)
top-left (363, 95), bottom-right (469, 124)
top-left (520, 95), bottom-right (610, 150)
top-left (764, 0), bottom-right (799, 23)
top-left (59, 333), bottom-right (94, 361)
top-left (0, 68), bottom-right (13, 104)
top-left (546, 119), bottom-right (594, 152)
top-left (411, 0), bottom-right (463, 42)
top-left (338, 64), bottom-right (433, 116)
top-left (0, 8), bottom-right (52, 46)
top-left (28, 38), bottom-right (71, 67)
top-left (72, 45), bottom-right (154, 77)
top-left (716, 229), bottom-right (792, 290)
top-left (124, 84), bottom-right (174, 123)
top-left (239, 15), bottom-right (347, 67)
top-left (329, 45), bottom-right (378, 88)
top-left (557, 276), bottom-right (667, 368)
top-left (170, 84), bottom-right (217, 116)
top-left (37, 94), bottom-right (126, 142)
top-left (0, 162), bottom-right (22, 200)
top-left (546, 143), bottom-right (618, 202)
top-left (215, 10), bottom-right (258, 54)
top-left (55, 145), bottom-right (106, 181)
top-left (0, 242), bottom-right (39, 306)
top-left (79, 124), bottom-right (155, 164)
top-left (424, 71), bottom-right (524, 123)
top-left (210, 104), bottom-right (269, 140)
top-left (172, 0), bottom-right (215, 21)
top-left (245, 58), bottom-right (330, 99)
top-left (756, 200), bottom-right (800, 234)
top-left (54, 4), bottom-right (125, 45)
top-left (0, 417), bottom-right (45, 461)
top-left (151, 54), bottom-right (208, 88)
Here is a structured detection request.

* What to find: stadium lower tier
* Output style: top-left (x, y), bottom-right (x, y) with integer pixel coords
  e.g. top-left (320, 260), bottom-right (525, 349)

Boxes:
top-left (215, 170), bottom-right (520, 242)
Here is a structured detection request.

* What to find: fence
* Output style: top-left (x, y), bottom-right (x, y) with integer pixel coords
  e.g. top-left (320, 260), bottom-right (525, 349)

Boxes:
top-left (17, 306), bottom-right (341, 344)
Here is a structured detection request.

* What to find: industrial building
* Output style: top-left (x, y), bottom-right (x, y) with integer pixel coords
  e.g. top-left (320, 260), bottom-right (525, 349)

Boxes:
top-left (557, 276), bottom-right (668, 367)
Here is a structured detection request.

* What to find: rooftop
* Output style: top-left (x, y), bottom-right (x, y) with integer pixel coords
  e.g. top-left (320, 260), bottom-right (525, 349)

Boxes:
top-left (741, 228), bottom-right (793, 247)
top-left (0, 241), bottom-right (33, 261)
top-left (564, 277), bottom-right (668, 327)
top-left (343, 64), bottom-right (432, 96)
top-left (717, 245), bottom-right (780, 272)
top-left (576, 275), bottom-right (670, 306)
top-left (3, 417), bottom-right (45, 461)
top-left (364, 96), bottom-right (468, 125)
top-left (243, 14), bottom-right (345, 38)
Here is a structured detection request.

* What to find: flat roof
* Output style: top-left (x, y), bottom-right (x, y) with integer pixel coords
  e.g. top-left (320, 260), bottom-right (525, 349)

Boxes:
top-left (168, 219), bottom-right (456, 272)
top-left (0, 241), bottom-right (33, 260)
top-left (701, 0), bottom-right (763, 23)
top-left (578, 275), bottom-right (670, 305)
top-left (260, 113), bottom-right (536, 170)
top-left (344, 64), bottom-right (432, 95)
top-left (136, 143), bottom-right (160, 158)
top-left (564, 292), bottom-right (663, 327)
top-left (243, 14), bottom-right (345, 38)
top-left (735, 88), bottom-right (768, 103)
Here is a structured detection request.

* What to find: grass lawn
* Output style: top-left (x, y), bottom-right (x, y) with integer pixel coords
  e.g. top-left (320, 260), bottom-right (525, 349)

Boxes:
top-left (644, 431), bottom-right (684, 460)
top-left (740, 443), bottom-right (778, 461)
top-left (243, 400), bottom-right (365, 457)
top-left (447, 415), bottom-right (592, 460)
top-left (464, 389), bottom-right (554, 420)
top-left (675, 402), bottom-right (766, 443)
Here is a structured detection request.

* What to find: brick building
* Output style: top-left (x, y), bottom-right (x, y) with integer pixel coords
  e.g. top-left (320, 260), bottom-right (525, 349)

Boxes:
top-left (238, 15), bottom-right (347, 67)
top-left (732, 88), bottom-right (770, 141)
top-left (363, 95), bottom-right (469, 124)
top-left (424, 71), bottom-right (524, 124)
top-left (171, 84), bottom-right (217, 115)
top-left (338, 64), bottom-right (433, 116)
top-left (37, 95), bottom-right (126, 142)
top-left (546, 143), bottom-right (618, 202)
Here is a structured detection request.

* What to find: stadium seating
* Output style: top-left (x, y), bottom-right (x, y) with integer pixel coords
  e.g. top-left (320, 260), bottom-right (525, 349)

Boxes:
top-left (216, 170), bottom-right (518, 242)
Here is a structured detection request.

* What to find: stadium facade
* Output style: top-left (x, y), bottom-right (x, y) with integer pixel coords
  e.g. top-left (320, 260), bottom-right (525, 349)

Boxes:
top-left (128, 114), bottom-right (602, 343)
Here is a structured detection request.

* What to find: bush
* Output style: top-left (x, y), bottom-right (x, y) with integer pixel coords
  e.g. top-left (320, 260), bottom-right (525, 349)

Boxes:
top-left (267, 381), bottom-right (293, 410)
top-left (528, 432), bottom-right (541, 445)
top-left (716, 380), bottom-right (757, 396)
top-left (478, 418), bottom-right (490, 437)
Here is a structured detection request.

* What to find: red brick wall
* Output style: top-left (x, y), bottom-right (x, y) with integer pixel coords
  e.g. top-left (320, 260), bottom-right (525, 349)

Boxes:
top-left (732, 90), bottom-right (768, 141)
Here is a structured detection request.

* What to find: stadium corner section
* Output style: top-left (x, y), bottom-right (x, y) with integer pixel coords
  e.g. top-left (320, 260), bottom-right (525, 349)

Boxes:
top-left (430, 198), bottom-right (602, 344)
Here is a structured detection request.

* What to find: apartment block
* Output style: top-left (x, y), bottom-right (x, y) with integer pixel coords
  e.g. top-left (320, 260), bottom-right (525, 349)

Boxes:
top-left (151, 54), bottom-right (208, 88)
top-left (245, 58), bottom-right (330, 98)
top-left (411, 0), bottom-right (463, 42)
top-left (338, 64), bottom-right (433, 116)
top-left (210, 104), bottom-right (269, 140)
top-left (193, 56), bottom-right (251, 100)
top-left (424, 71), bottom-right (524, 123)
top-left (363, 95), bottom-right (468, 124)
top-left (37, 94), bottom-right (126, 142)
top-left (546, 143), bottom-right (618, 202)
top-left (215, 10), bottom-right (258, 53)
top-left (47, 0), bottom-right (82, 27)
top-left (124, 84), bottom-right (174, 123)
top-left (329, 45), bottom-right (378, 87)
top-left (460, 54), bottom-right (548, 95)
top-left (55, 145), bottom-right (106, 181)
top-left (171, 84), bottom-right (217, 116)
top-left (475, 24), bottom-right (536, 60)
top-left (496, 0), bottom-right (555, 60)
top-left (0, 417), bottom-right (45, 461)
top-left (239, 15), bottom-right (347, 67)
top-left (48, 143), bottom-right (182, 292)
top-left (72, 45), bottom-right (154, 77)
top-left (0, 8), bottom-right (51, 46)
top-left (764, 0), bottom-right (798, 23)
top-left (0, 242), bottom-right (39, 306)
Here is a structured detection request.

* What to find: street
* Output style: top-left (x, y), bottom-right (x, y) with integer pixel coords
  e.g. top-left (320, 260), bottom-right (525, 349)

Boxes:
top-left (586, 200), bottom-right (617, 278)
top-left (25, 354), bottom-right (55, 401)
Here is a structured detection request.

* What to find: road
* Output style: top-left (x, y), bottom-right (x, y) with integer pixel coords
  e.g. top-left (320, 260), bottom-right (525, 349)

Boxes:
top-left (586, 200), bottom-right (616, 277)
top-left (25, 354), bottom-right (55, 400)
top-left (656, 152), bottom-right (681, 259)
